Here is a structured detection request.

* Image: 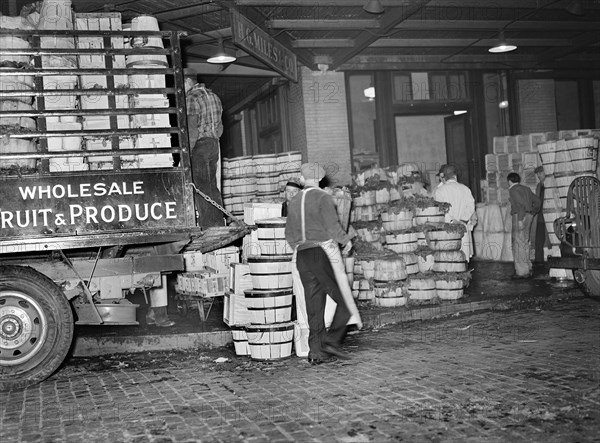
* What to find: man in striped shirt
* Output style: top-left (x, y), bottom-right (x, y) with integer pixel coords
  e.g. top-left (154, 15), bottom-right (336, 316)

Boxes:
top-left (184, 69), bottom-right (224, 227)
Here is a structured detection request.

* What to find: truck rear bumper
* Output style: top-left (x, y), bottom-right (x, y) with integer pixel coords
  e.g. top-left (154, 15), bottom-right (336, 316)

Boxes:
top-left (547, 256), bottom-right (600, 270)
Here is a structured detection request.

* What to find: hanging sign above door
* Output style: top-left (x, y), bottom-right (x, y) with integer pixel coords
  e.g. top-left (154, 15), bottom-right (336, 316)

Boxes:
top-left (231, 10), bottom-right (298, 83)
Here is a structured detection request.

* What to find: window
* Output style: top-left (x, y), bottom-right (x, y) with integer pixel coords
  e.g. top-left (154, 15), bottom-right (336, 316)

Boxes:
top-left (347, 73), bottom-right (379, 172)
top-left (393, 71), bottom-right (468, 102)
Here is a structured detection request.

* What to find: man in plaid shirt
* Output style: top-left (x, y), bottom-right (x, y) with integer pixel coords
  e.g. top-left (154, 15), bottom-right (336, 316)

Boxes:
top-left (184, 69), bottom-right (225, 226)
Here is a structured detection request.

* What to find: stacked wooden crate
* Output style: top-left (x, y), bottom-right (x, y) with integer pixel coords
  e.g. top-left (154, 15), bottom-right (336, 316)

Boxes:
top-left (241, 202), bottom-right (283, 261)
top-left (39, 3), bottom-right (83, 172)
top-left (484, 132), bottom-right (546, 204)
top-left (76, 13), bottom-right (129, 171)
top-left (0, 20), bottom-right (37, 171)
top-left (478, 129), bottom-right (600, 265)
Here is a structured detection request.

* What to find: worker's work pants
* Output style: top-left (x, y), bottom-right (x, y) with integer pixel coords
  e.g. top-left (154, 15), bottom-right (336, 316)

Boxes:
top-left (296, 246), bottom-right (350, 359)
top-left (191, 137), bottom-right (224, 227)
top-left (292, 240), bottom-right (362, 357)
top-left (512, 213), bottom-right (533, 276)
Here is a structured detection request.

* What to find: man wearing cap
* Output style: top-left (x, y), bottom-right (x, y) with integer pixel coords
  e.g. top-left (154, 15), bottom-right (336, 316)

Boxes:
top-left (533, 166), bottom-right (550, 263)
top-left (184, 68), bottom-right (225, 227)
top-left (285, 163), bottom-right (354, 365)
top-left (433, 164), bottom-right (477, 261)
top-left (508, 172), bottom-right (542, 278)
top-left (281, 180), bottom-right (303, 217)
top-left (435, 164), bottom-right (447, 189)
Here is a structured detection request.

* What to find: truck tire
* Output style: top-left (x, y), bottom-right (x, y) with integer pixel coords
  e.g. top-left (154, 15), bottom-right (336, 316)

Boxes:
top-left (580, 270), bottom-right (600, 297)
top-left (0, 265), bottom-right (74, 390)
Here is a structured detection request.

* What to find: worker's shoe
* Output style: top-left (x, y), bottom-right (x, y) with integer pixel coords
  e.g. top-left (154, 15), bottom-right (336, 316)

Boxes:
top-left (511, 272), bottom-right (533, 280)
top-left (307, 354), bottom-right (336, 365)
top-left (322, 344), bottom-right (351, 360)
top-left (146, 306), bottom-right (175, 327)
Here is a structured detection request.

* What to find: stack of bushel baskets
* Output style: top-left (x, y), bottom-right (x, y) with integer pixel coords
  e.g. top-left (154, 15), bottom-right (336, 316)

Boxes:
top-left (222, 151), bottom-right (302, 219)
top-left (243, 217), bottom-right (295, 361)
top-left (349, 165), bottom-right (472, 307)
top-left (222, 156), bottom-right (257, 219)
top-left (123, 15), bottom-right (173, 168)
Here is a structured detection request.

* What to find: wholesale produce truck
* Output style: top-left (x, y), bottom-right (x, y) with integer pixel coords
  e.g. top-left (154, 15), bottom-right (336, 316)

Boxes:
top-left (0, 25), bottom-right (247, 390)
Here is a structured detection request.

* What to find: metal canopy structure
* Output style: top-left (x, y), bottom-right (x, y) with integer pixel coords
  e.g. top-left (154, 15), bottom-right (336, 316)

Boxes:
top-left (3, 0), bottom-right (600, 107)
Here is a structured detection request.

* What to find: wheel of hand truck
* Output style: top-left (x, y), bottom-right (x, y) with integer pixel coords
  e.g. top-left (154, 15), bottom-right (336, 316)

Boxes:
top-left (0, 265), bottom-right (74, 390)
top-left (577, 269), bottom-right (600, 297)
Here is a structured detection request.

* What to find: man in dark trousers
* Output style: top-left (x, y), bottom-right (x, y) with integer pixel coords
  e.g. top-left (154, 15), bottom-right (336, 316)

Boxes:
top-left (508, 172), bottom-right (541, 278)
top-left (533, 166), bottom-right (550, 263)
top-left (184, 69), bottom-right (225, 227)
top-left (285, 163), bottom-right (353, 365)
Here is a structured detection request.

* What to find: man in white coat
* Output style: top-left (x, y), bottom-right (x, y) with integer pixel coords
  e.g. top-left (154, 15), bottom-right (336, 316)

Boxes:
top-left (433, 164), bottom-right (477, 261)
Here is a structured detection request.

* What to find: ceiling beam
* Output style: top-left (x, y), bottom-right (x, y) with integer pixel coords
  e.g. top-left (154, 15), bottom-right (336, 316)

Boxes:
top-left (396, 20), bottom-right (600, 31)
top-left (268, 19), bottom-right (380, 29)
top-left (234, 0), bottom-right (578, 8)
top-left (267, 19), bottom-right (600, 32)
top-left (184, 29), bottom-right (233, 45)
top-left (329, 1), bottom-right (431, 71)
top-left (349, 54), bottom-right (540, 63)
top-left (344, 53), bottom-right (600, 65)
top-left (146, 4), bottom-right (223, 21)
top-left (370, 38), bottom-right (572, 48)
top-left (536, 31), bottom-right (600, 64)
top-left (292, 39), bottom-right (355, 48)
top-left (340, 61), bottom-right (598, 71)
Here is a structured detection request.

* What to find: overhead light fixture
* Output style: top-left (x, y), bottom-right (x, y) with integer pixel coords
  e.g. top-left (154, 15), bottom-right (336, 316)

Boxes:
top-left (206, 38), bottom-right (236, 64)
top-left (488, 31), bottom-right (517, 53)
top-left (363, 0), bottom-right (384, 14)
top-left (453, 110), bottom-right (467, 115)
top-left (566, 0), bottom-right (584, 16)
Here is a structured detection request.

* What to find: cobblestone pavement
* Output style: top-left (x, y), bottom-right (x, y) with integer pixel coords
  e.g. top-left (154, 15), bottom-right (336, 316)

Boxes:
top-left (1, 296), bottom-right (599, 443)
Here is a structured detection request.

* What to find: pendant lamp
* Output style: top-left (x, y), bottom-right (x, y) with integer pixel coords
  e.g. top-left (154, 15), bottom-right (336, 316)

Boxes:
top-left (207, 38), bottom-right (237, 64)
top-left (363, 0), bottom-right (384, 14)
top-left (488, 31), bottom-right (517, 53)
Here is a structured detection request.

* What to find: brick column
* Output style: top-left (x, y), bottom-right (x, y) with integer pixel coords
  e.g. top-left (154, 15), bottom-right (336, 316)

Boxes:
top-left (301, 67), bottom-right (352, 186)
top-left (517, 79), bottom-right (557, 133)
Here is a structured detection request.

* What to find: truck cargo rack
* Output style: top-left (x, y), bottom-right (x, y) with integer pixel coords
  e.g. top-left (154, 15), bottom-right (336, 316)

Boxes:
top-left (0, 28), bottom-right (242, 254)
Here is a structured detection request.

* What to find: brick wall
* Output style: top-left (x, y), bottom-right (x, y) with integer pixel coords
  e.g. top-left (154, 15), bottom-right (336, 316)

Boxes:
top-left (300, 67), bottom-right (352, 186)
top-left (517, 79), bottom-right (557, 133)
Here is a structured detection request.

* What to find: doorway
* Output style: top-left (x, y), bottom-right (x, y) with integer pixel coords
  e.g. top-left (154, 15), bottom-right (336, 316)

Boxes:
top-left (444, 113), bottom-right (475, 196)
